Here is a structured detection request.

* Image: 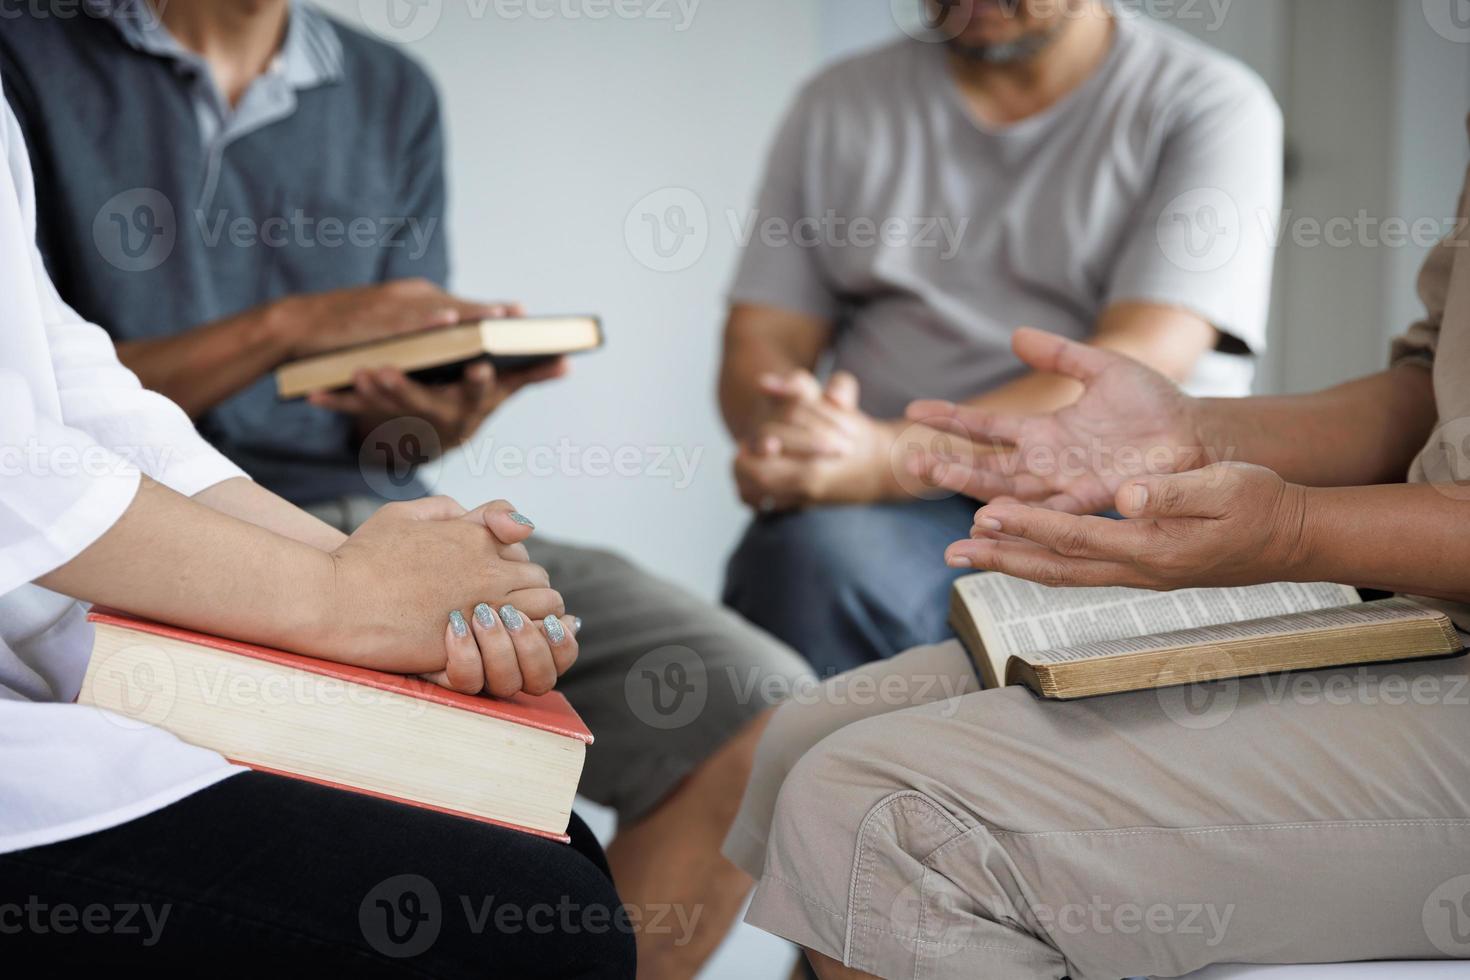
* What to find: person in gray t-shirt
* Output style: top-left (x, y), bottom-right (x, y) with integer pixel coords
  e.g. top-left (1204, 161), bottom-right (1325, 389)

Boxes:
top-left (722, 0), bottom-right (1282, 674)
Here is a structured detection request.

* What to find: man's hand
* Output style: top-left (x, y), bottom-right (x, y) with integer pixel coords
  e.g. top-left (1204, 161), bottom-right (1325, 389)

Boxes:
top-left (734, 370), bottom-right (904, 511)
top-left (943, 463), bottom-right (1310, 591)
top-left (272, 278), bottom-right (513, 359)
top-left (310, 357), bottom-right (570, 453)
top-left (907, 328), bottom-right (1210, 514)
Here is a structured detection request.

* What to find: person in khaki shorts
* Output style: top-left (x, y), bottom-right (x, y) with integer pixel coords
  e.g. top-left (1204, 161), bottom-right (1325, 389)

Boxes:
top-left (724, 147), bottom-right (1470, 978)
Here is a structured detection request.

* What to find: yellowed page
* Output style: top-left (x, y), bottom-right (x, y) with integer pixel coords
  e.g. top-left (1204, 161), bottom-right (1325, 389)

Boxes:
top-left (954, 574), bottom-right (1359, 664)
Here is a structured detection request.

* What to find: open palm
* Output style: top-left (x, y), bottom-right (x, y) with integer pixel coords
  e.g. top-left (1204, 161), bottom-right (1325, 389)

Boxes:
top-left (907, 329), bottom-right (1208, 514)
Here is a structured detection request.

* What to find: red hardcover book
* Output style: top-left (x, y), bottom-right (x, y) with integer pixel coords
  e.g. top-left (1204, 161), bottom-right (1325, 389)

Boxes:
top-left (80, 609), bottom-right (592, 842)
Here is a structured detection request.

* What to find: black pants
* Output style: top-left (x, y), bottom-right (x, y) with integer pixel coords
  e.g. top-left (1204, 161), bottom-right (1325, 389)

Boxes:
top-left (0, 772), bottom-right (636, 977)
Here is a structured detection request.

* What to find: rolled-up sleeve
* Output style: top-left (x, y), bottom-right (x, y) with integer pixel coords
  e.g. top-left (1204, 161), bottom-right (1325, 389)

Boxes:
top-left (1391, 183), bottom-right (1466, 367)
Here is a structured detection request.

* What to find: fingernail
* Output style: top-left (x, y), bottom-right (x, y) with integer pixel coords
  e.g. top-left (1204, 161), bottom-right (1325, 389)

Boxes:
top-left (976, 516), bottom-right (1003, 532)
top-left (509, 512), bottom-right (535, 528)
top-left (474, 603), bottom-right (499, 629)
top-left (449, 610), bottom-right (469, 637)
top-left (499, 605), bottom-right (525, 630)
top-left (1129, 485), bottom-right (1149, 512)
top-left (948, 555), bottom-right (973, 569)
top-left (572, 616), bottom-right (583, 635)
top-left (544, 615), bottom-right (567, 644)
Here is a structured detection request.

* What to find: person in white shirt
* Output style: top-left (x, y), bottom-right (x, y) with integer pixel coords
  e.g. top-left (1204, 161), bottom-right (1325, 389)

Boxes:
top-left (0, 85), bottom-right (633, 976)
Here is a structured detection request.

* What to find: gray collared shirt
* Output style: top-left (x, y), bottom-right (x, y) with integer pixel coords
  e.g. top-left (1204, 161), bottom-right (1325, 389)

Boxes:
top-left (1, 2), bottom-right (448, 505)
top-left (90, 0), bottom-right (344, 206)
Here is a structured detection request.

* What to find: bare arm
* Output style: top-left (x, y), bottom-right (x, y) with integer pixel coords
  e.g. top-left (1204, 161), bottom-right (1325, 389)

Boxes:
top-left (1297, 482), bottom-right (1470, 603)
top-left (192, 477), bottom-right (347, 551)
top-left (114, 303), bottom-right (296, 419)
top-left (1197, 363), bottom-right (1439, 488)
top-left (961, 301), bottom-right (1219, 417)
top-left (718, 303), bottom-right (833, 440)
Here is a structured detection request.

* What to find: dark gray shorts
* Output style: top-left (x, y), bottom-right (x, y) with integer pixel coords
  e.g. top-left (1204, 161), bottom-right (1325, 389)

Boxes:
top-left (306, 497), bottom-right (814, 823)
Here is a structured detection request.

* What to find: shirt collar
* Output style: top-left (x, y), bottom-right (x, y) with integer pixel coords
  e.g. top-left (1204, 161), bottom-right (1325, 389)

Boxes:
top-left (86, 0), bottom-right (343, 90)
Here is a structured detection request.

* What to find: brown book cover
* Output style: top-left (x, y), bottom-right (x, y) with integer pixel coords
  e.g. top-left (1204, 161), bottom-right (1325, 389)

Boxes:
top-left (949, 575), bottom-right (1463, 700)
top-left (275, 315), bottom-right (604, 399)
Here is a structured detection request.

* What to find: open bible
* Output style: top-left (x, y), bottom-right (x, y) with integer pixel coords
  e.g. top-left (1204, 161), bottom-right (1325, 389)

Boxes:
top-left (949, 575), bottom-right (1464, 700)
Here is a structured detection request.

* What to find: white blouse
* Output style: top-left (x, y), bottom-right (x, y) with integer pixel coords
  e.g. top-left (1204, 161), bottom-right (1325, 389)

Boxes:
top-left (0, 90), bottom-right (245, 854)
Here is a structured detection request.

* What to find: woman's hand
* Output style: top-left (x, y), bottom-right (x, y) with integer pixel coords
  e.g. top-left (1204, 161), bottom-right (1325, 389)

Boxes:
top-left (943, 463), bottom-right (1311, 590)
top-left (320, 497), bottom-right (568, 679)
top-left (907, 328), bottom-right (1211, 514)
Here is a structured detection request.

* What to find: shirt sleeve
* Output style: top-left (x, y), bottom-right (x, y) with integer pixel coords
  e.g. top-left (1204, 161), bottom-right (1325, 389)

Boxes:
top-left (379, 60), bottom-right (449, 287)
top-left (1391, 176), bottom-right (1468, 367)
top-left (727, 82), bottom-right (842, 323)
top-left (0, 89), bottom-right (242, 596)
top-left (1105, 67), bottom-right (1283, 355)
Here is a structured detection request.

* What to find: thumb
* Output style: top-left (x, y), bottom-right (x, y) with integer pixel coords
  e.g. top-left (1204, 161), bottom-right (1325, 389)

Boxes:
top-left (1011, 327), bottom-right (1115, 384)
top-left (824, 370), bottom-right (860, 411)
top-left (1117, 466), bottom-right (1235, 520)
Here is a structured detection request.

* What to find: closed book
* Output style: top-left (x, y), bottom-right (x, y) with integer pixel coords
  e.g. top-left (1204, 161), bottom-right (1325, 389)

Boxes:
top-left (274, 315), bottom-right (604, 398)
top-left (79, 609), bottom-right (592, 842)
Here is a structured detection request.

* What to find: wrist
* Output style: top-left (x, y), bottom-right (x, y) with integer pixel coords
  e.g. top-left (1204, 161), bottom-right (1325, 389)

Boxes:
top-left (1276, 482), bottom-right (1324, 582)
top-left (1191, 398), bottom-right (1236, 467)
top-left (255, 295), bottom-right (308, 363)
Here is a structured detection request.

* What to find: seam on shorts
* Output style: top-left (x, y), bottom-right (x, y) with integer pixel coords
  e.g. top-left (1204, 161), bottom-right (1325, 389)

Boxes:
top-left (845, 791), bottom-right (988, 971)
top-left (987, 818), bottom-right (1470, 842)
top-left (761, 872), bottom-right (848, 921)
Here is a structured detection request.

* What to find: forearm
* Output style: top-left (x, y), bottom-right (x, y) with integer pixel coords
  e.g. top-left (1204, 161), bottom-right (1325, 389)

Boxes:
top-left (115, 302), bottom-right (297, 418)
top-left (719, 305), bottom-right (831, 440)
top-left (964, 302), bottom-right (1218, 417)
top-left (37, 477), bottom-right (337, 654)
top-left (1197, 365), bottom-right (1438, 487)
top-left (193, 477), bottom-right (347, 551)
top-left (1293, 482), bottom-right (1470, 603)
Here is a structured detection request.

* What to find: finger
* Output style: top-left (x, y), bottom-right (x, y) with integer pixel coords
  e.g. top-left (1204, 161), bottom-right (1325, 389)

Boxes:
top-left (462, 360), bottom-right (496, 407)
top-left (470, 602), bottom-right (523, 698)
top-left (306, 389), bottom-right (372, 413)
top-left (944, 537), bottom-right (1139, 588)
top-left (543, 614), bottom-right (579, 677)
top-left (823, 370), bottom-right (860, 411)
top-left (759, 370), bottom-right (823, 402)
top-left (1117, 465), bottom-right (1240, 520)
top-left (501, 587), bottom-right (565, 620)
top-left (749, 422), bottom-right (852, 459)
top-left (463, 499), bottom-right (537, 543)
top-left (499, 357), bottom-right (571, 395)
top-left (395, 494), bottom-right (468, 522)
top-left (428, 611), bottom-right (485, 695)
top-left (734, 452), bottom-right (807, 500)
top-left (908, 402), bottom-right (1029, 447)
top-left (498, 541), bottom-right (531, 562)
top-left (498, 604), bottom-right (558, 696)
top-left (1011, 327), bottom-right (1116, 384)
top-left (925, 454), bottom-right (1057, 503)
top-left (372, 368), bottom-right (456, 420)
top-left (973, 503), bottom-right (1144, 561)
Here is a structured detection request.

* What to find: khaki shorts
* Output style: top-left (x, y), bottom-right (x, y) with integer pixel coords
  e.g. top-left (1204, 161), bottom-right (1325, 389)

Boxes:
top-left (725, 640), bottom-right (1470, 979)
top-left (306, 497), bottom-right (814, 823)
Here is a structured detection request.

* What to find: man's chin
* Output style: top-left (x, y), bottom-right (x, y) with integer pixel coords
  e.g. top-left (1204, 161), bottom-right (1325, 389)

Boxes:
top-left (945, 28), bottom-right (1061, 64)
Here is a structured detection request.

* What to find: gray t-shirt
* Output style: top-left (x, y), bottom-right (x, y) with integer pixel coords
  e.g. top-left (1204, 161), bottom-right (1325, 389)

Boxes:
top-left (731, 18), bottom-right (1283, 417)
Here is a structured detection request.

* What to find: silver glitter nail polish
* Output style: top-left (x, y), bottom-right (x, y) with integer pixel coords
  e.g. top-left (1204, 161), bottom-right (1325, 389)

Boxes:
top-left (474, 603), bottom-right (498, 629)
top-left (449, 610), bottom-right (469, 638)
top-left (499, 605), bottom-right (525, 630)
top-left (509, 512), bottom-right (535, 528)
top-left (544, 615), bottom-right (566, 644)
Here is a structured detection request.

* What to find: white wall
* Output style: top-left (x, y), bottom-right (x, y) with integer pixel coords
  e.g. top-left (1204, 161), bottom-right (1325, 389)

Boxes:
top-left (319, 0), bottom-right (824, 600)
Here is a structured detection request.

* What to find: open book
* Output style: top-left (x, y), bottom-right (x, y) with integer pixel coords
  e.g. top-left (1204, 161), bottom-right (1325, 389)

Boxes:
top-left (949, 575), bottom-right (1463, 700)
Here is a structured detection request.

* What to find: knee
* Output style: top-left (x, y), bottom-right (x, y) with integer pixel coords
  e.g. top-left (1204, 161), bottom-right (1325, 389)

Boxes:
top-left (726, 509), bottom-right (872, 602)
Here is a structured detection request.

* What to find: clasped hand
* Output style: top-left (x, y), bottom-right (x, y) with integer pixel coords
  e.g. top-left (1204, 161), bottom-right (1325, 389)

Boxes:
top-left (327, 496), bottom-right (578, 698)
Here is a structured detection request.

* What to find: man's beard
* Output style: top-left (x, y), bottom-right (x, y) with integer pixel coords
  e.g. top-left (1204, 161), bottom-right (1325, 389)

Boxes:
top-left (945, 22), bottom-right (1067, 65)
